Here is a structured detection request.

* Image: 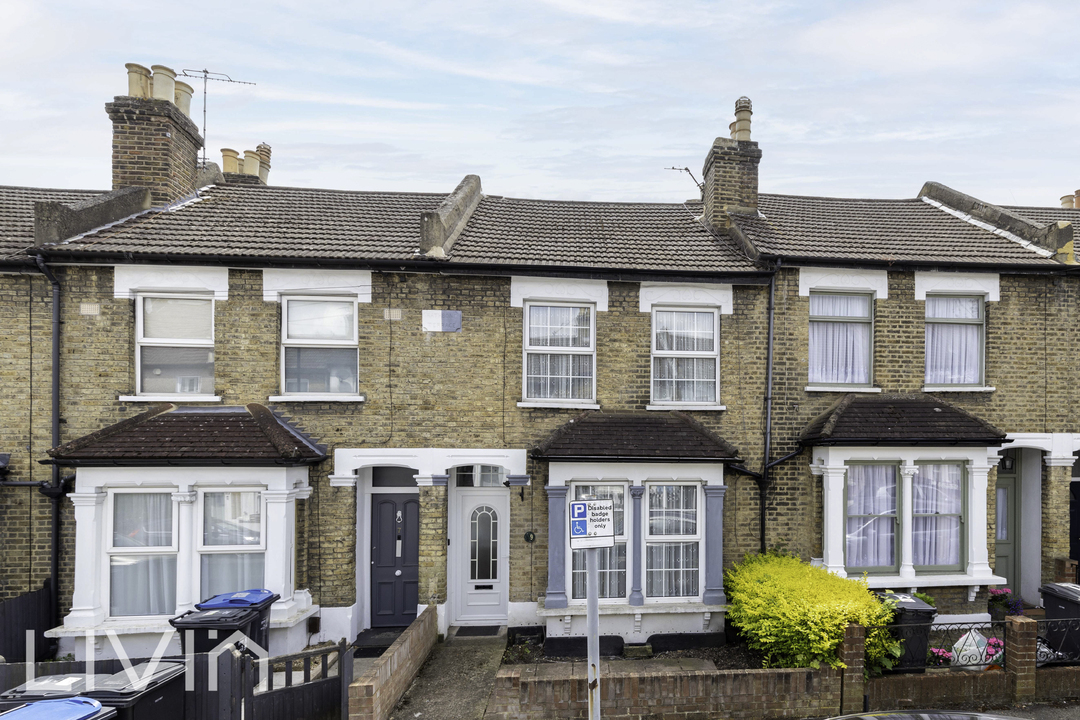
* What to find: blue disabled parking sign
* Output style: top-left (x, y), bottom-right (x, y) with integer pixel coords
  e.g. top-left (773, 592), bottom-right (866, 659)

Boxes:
top-left (568, 499), bottom-right (615, 550)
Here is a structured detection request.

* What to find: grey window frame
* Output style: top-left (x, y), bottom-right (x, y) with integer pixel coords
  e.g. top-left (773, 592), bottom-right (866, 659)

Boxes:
top-left (923, 294), bottom-right (985, 387)
top-left (808, 291), bottom-right (874, 388)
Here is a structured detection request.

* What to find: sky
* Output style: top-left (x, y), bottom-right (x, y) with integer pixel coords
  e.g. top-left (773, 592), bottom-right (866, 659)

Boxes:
top-left (1, 0), bottom-right (1078, 206)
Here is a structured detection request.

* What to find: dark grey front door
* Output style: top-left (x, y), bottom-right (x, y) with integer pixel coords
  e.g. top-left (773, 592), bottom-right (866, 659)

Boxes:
top-left (371, 494), bottom-right (419, 627)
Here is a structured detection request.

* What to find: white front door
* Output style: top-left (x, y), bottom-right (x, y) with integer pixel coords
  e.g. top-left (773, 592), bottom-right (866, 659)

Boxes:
top-left (450, 488), bottom-right (509, 624)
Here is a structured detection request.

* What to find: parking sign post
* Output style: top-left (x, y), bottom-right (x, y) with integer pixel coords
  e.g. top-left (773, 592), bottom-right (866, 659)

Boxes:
top-left (569, 498), bottom-right (614, 720)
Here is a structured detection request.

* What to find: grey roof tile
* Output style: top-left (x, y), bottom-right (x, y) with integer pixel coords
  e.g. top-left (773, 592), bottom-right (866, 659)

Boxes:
top-left (533, 411), bottom-right (741, 461)
top-left (0, 185), bottom-right (104, 261)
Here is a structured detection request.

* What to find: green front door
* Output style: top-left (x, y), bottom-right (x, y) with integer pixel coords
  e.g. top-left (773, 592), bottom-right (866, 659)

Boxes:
top-left (995, 452), bottom-right (1019, 589)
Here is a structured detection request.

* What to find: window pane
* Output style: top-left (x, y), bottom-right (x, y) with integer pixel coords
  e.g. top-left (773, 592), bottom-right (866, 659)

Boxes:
top-left (575, 485), bottom-right (625, 535)
top-left (204, 492), bottom-right (262, 546)
top-left (142, 297), bottom-right (212, 340)
top-left (286, 300), bottom-right (355, 341)
top-left (470, 505), bottom-right (498, 581)
top-left (648, 485), bottom-right (697, 535)
top-left (845, 465), bottom-right (897, 568)
top-left (113, 493), bottom-right (173, 548)
top-left (140, 347), bottom-right (214, 394)
top-left (655, 311), bottom-right (714, 352)
top-left (528, 306), bottom-right (591, 348)
top-left (847, 465), bottom-right (897, 515)
top-left (526, 353), bottom-right (593, 400)
top-left (810, 294), bottom-right (870, 318)
top-left (926, 296), bottom-right (980, 320)
top-left (653, 358), bottom-right (716, 402)
top-left (996, 487), bottom-right (1008, 541)
top-left (925, 323), bottom-right (980, 384)
top-left (571, 544), bottom-right (627, 599)
top-left (110, 554), bottom-right (176, 616)
top-left (809, 321), bottom-right (870, 384)
top-left (477, 466), bottom-right (504, 487)
top-left (284, 347), bottom-right (358, 393)
top-left (913, 464), bottom-right (962, 566)
top-left (913, 516), bottom-right (960, 566)
top-left (645, 542), bottom-right (698, 597)
top-left (845, 516), bottom-right (896, 568)
top-left (201, 553), bottom-right (265, 598)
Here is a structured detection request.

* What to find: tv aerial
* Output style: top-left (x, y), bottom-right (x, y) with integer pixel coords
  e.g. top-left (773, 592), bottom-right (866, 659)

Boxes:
top-left (179, 69), bottom-right (256, 166)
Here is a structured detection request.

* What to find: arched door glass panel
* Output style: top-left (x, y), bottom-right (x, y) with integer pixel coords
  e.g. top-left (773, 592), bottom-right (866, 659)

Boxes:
top-left (470, 505), bottom-right (498, 581)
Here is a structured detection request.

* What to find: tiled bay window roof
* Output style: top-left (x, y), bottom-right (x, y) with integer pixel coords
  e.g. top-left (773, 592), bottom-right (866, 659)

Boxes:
top-left (534, 411), bottom-right (741, 462)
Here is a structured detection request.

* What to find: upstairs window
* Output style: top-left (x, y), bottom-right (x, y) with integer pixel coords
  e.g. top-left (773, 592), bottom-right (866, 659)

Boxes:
top-left (924, 296), bottom-right (984, 386)
top-left (523, 302), bottom-right (595, 403)
top-left (651, 308), bottom-right (719, 405)
top-left (136, 295), bottom-right (214, 396)
top-left (281, 297), bottom-right (358, 395)
top-left (809, 293), bottom-right (872, 386)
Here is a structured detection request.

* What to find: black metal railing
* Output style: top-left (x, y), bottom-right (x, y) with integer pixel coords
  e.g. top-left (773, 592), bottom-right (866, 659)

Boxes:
top-left (1036, 618), bottom-right (1080, 666)
top-left (866, 621), bottom-right (1007, 672)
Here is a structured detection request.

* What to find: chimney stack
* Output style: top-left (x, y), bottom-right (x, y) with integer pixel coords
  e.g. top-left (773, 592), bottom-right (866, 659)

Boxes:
top-left (701, 96), bottom-right (761, 230)
top-left (1061, 195), bottom-right (1075, 209)
top-left (107, 62), bottom-right (203, 205)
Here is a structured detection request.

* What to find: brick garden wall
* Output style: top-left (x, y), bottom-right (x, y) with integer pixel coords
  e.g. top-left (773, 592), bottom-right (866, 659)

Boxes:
top-left (349, 604), bottom-right (437, 720)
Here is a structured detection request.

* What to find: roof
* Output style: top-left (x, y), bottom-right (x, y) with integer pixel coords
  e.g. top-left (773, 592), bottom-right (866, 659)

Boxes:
top-left (799, 394), bottom-right (1006, 446)
top-left (731, 194), bottom-right (1061, 266)
top-left (46, 403), bottom-right (327, 465)
top-left (49, 184), bottom-right (447, 261)
top-left (450, 196), bottom-right (758, 272)
top-left (533, 411), bottom-right (741, 462)
top-left (0, 185), bottom-right (104, 262)
top-left (1002, 204), bottom-right (1080, 227)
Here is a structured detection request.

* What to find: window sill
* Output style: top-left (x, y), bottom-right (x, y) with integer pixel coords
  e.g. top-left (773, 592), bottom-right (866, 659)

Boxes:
top-left (804, 386), bottom-right (882, 393)
top-left (923, 385), bottom-right (995, 393)
top-left (861, 572), bottom-right (1006, 589)
top-left (537, 599), bottom-right (725, 616)
top-left (268, 394), bottom-right (366, 403)
top-left (646, 404), bottom-right (726, 412)
top-left (119, 395), bottom-right (221, 402)
top-left (46, 618), bottom-right (175, 638)
top-left (517, 402), bottom-right (600, 410)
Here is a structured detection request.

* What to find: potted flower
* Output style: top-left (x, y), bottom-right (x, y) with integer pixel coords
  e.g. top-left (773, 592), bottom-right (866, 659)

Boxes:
top-left (988, 587), bottom-right (1024, 620)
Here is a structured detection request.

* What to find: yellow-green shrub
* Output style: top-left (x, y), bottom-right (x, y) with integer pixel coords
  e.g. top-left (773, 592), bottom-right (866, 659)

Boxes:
top-left (725, 552), bottom-right (899, 672)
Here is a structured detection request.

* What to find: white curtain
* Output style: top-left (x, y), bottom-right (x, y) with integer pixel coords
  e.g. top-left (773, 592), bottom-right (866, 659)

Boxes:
top-left (528, 306), bottom-right (591, 348)
top-left (201, 553), bottom-right (265, 598)
top-left (645, 542), bottom-right (698, 597)
top-left (655, 311), bottom-right (714, 352)
top-left (572, 544), bottom-right (627, 599)
top-left (809, 295), bottom-right (870, 384)
top-left (653, 358), bottom-right (716, 402)
top-left (142, 297), bottom-right (212, 340)
top-left (924, 297), bottom-right (981, 384)
top-left (913, 464), bottom-right (962, 566)
top-left (111, 492), bottom-right (176, 616)
top-left (203, 492), bottom-right (262, 546)
top-left (845, 465), bottom-right (896, 568)
top-left (526, 353), bottom-right (592, 399)
top-left (287, 299), bottom-right (354, 341)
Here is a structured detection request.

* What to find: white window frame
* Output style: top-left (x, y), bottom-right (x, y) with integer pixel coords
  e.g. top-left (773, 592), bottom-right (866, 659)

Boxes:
top-left (807, 291), bottom-right (875, 389)
top-left (278, 295), bottom-right (361, 399)
top-left (104, 487), bottom-right (179, 620)
top-left (566, 482), bottom-right (631, 604)
top-left (134, 293), bottom-right (215, 398)
top-left (923, 294), bottom-right (986, 389)
top-left (521, 300), bottom-right (597, 407)
top-left (649, 306), bottom-right (720, 408)
top-left (643, 481), bottom-right (703, 602)
top-left (196, 488), bottom-right (267, 600)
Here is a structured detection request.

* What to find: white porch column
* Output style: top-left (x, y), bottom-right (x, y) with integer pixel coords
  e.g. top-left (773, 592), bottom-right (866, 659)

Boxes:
top-left (66, 492), bottom-right (107, 627)
top-left (966, 460), bottom-right (994, 577)
top-left (172, 491), bottom-right (197, 613)
top-left (263, 489), bottom-right (299, 620)
top-left (899, 463), bottom-right (916, 580)
top-left (817, 465), bottom-right (848, 577)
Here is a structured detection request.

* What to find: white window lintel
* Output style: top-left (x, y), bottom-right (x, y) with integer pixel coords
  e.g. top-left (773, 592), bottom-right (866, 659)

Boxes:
top-left (262, 269), bottom-right (372, 303)
top-left (114, 265), bottom-right (229, 301)
top-left (510, 277), bottom-right (608, 311)
top-left (799, 267), bottom-right (889, 299)
top-left (914, 271), bottom-right (999, 301)
top-left (638, 283), bottom-right (732, 315)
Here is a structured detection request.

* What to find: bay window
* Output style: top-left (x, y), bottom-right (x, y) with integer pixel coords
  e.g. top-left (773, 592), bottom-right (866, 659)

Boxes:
top-left (645, 484), bottom-right (701, 599)
top-left (571, 484), bottom-right (627, 600)
top-left (199, 490), bottom-right (265, 598)
top-left (136, 295), bottom-right (214, 396)
top-left (924, 295), bottom-right (984, 386)
top-left (651, 308), bottom-right (719, 405)
top-left (809, 292), bottom-right (872, 386)
top-left (845, 465), bottom-right (898, 573)
top-left (912, 463), bottom-right (963, 570)
top-left (108, 492), bottom-right (177, 617)
top-left (523, 302), bottom-right (595, 403)
top-left (281, 297), bottom-right (358, 395)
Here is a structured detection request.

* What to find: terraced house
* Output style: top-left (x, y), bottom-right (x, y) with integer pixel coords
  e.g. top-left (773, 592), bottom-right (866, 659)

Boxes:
top-left (0, 63), bottom-right (1077, 661)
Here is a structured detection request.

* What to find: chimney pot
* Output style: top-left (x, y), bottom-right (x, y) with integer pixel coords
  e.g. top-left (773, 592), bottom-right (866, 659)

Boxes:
top-left (256, 142), bottom-right (272, 184)
top-left (125, 63), bottom-right (151, 98)
top-left (1074, 189), bottom-right (1080, 209)
top-left (220, 149), bottom-right (239, 174)
top-left (150, 65), bottom-right (177, 104)
top-left (1061, 195), bottom-right (1075, 209)
top-left (729, 121), bottom-right (736, 140)
top-left (733, 96), bottom-right (752, 142)
top-left (174, 81), bottom-right (194, 118)
top-left (243, 150), bottom-right (262, 178)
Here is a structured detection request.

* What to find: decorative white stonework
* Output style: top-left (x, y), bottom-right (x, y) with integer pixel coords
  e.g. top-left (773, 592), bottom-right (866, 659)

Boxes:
top-left (333, 447), bottom-right (528, 478)
top-left (798, 267), bottom-right (889, 299)
top-left (638, 283), bottom-right (733, 315)
top-left (914, 272), bottom-right (1000, 302)
top-left (262, 269), bottom-right (372, 303)
top-left (510, 276), bottom-right (608, 311)
top-left (113, 265), bottom-right (229, 300)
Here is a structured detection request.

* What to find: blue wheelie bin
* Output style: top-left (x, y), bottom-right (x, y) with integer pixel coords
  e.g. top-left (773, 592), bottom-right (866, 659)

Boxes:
top-left (0, 697), bottom-right (117, 719)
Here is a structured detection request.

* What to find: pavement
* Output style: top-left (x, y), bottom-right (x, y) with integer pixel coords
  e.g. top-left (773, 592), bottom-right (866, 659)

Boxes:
top-left (992, 702), bottom-right (1080, 719)
top-left (388, 626), bottom-right (507, 720)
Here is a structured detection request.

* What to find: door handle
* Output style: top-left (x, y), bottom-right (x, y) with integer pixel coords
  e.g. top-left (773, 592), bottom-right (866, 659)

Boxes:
top-left (395, 570), bottom-right (402, 577)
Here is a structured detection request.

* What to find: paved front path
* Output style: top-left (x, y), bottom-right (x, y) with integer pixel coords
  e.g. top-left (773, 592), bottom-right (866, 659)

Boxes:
top-left (389, 627), bottom-right (506, 720)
